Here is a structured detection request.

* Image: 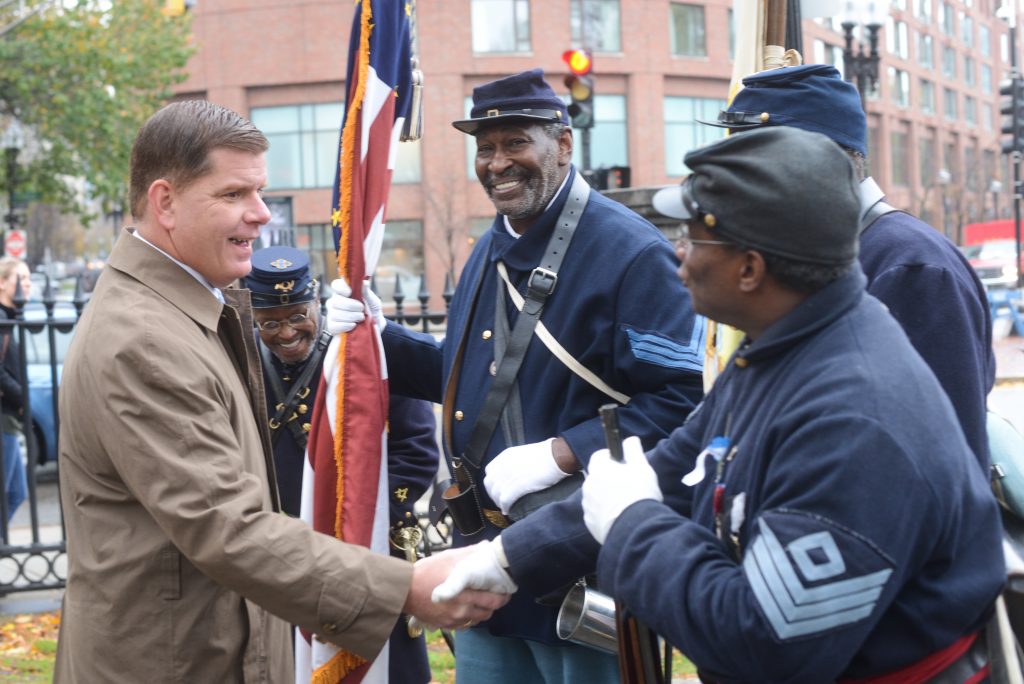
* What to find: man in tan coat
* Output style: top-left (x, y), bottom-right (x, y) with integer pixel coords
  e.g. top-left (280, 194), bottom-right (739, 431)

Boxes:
top-left (54, 100), bottom-right (508, 683)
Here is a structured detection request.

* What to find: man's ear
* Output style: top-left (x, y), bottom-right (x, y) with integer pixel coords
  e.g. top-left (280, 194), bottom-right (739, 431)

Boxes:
top-left (737, 250), bottom-right (768, 293)
top-left (147, 179), bottom-right (175, 231)
top-left (557, 128), bottom-right (573, 165)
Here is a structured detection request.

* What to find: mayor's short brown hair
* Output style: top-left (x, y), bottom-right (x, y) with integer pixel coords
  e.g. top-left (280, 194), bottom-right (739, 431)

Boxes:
top-left (129, 100), bottom-right (268, 220)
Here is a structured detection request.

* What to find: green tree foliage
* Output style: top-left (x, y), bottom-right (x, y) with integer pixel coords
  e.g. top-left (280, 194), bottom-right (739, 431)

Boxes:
top-left (0, 0), bottom-right (193, 219)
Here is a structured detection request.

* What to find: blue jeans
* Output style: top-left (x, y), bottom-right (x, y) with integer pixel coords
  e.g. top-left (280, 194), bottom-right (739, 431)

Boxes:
top-left (455, 627), bottom-right (620, 684)
top-left (2, 431), bottom-right (26, 519)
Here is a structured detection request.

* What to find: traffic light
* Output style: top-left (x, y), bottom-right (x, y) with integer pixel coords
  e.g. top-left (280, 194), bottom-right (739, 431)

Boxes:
top-left (1000, 78), bottom-right (1024, 155)
top-left (562, 49), bottom-right (595, 130)
top-left (605, 166), bottom-right (631, 190)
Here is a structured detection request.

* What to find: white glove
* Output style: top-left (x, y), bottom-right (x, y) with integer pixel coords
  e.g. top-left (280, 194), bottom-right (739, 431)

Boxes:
top-left (484, 438), bottom-right (571, 515)
top-left (325, 277), bottom-right (365, 335)
top-left (363, 282), bottom-right (386, 331)
top-left (432, 539), bottom-right (518, 603)
top-left (583, 436), bottom-right (663, 544)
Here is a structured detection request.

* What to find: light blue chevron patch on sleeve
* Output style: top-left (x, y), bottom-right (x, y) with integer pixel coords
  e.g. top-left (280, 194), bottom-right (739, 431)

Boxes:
top-left (742, 515), bottom-right (893, 641)
top-left (624, 317), bottom-right (706, 372)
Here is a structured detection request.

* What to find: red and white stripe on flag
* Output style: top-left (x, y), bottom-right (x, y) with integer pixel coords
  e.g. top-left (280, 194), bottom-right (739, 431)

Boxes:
top-left (295, 1), bottom-right (414, 683)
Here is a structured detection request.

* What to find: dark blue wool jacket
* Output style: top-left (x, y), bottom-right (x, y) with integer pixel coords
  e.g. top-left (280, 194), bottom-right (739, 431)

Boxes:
top-left (384, 166), bottom-right (705, 643)
top-left (859, 208), bottom-right (994, 471)
top-left (502, 267), bottom-right (1004, 681)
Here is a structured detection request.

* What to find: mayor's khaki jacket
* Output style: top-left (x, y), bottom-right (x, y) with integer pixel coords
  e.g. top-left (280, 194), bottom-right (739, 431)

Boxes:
top-left (54, 230), bottom-right (412, 683)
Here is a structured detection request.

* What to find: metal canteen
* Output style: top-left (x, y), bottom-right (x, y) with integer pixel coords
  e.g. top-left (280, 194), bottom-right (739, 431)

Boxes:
top-left (556, 582), bottom-right (618, 655)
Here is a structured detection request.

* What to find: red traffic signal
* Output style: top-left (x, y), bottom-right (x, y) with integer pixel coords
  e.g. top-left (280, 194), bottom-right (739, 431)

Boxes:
top-left (562, 49), bottom-right (593, 76)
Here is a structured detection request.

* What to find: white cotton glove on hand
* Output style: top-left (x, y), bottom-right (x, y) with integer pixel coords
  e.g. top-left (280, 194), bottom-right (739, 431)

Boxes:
top-left (583, 436), bottom-right (663, 545)
top-left (362, 281), bottom-right (386, 331)
top-left (432, 539), bottom-right (518, 603)
top-left (325, 277), bottom-right (365, 335)
top-left (484, 438), bottom-right (571, 515)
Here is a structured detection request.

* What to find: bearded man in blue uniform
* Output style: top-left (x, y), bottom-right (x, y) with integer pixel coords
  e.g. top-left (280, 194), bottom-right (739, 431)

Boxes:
top-left (245, 246), bottom-right (438, 684)
top-left (701, 64), bottom-right (994, 471)
top-left (435, 127), bottom-right (1006, 682)
top-left (327, 69), bottom-right (705, 683)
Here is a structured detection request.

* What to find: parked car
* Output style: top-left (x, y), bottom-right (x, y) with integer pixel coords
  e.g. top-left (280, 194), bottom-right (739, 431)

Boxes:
top-left (20, 304), bottom-right (77, 465)
top-left (963, 240), bottom-right (1024, 289)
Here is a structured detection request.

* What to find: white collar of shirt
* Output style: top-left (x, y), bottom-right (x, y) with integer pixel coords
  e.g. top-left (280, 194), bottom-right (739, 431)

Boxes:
top-left (502, 168), bottom-right (574, 239)
top-left (131, 229), bottom-right (225, 304)
top-left (858, 177), bottom-right (885, 221)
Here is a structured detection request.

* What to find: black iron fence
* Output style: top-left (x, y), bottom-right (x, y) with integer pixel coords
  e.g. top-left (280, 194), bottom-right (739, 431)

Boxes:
top-left (0, 271), bottom-right (452, 595)
top-left (0, 276), bottom-right (88, 594)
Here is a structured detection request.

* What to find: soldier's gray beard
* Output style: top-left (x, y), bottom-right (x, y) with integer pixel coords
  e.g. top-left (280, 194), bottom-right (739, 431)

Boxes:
top-left (489, 148), bottom-right (562, 221)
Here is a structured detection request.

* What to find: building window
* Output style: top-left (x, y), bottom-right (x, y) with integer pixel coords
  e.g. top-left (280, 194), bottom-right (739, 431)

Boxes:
top-left (981, 64), bottom-right (993, 94)
top-left (868, 125), bottom-right (882, 179)
top-left (670, 3), bottom-right (707, 57)
top-left (569, 95), bottom-right (629, 169)
top-left (813, 39), bottom-right (844, 70)
top-left (944, 139), bottom-right (960, 183)
top-left (917, 32), bottom-right (933, 68)
top-left (472, 0), bottom-right (530, 53)
top-left (571, 0), bottom-right (621, 52)
top-left (980, 24), bottom-right (991, 58)
top-left (920, 78), bottom-right (936, 114)
top-left (887, 19), bottom-right (909, 59)
top-left (889, 67), bottom-right (910, 107)
top-left (373, 220), bottom-right (423, 303)
top-left (964, 95), bottom-right (977, 127)
top-left (965, 144), bottom-right (979, 192)
top-left (959, 12), bottom-right (973, 47)
top-left (943, 87), bottom-right (958, 120)
top-left (664, 96), bottom-right (727, 176)
top-left (728, 9), bottom-right (735, 61)
top-left (891, 128), bottom-right (910, 186)
top-left (919, 134), bottom-right (935, 188)
top-left (983, 101), bottom-right (993, 131)
top-left (252, 103), bottom-right (420, 190)
top-left (940, 2), bottom-right (953, 35)
top-left (942, 46), bottom-right (956, 78)
top-left (891, 0), bottom-right (907, 11)
top-left (914, 0), bottom-right (931, 23)
top-left (963, 56), bottom-right (975, 88)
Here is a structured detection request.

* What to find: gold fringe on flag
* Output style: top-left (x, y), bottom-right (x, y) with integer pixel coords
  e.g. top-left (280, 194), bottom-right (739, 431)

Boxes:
top-left (311, 649), bottom-right (367, 684)
top-left (324, 1), bottom-right (373, 678)
top-left (332, 0), bottom-right (373, 540)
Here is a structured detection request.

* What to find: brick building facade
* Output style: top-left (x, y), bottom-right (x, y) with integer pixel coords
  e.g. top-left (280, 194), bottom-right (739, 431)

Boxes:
top-left (174, 0), bottom-right (1010, 294)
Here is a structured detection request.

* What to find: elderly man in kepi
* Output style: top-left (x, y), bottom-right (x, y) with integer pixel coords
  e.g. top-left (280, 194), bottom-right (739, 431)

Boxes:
top-left (433, 125), bottom-right (1006, 683)
top-left (327, 68), bottom-right (705, 683)
top-left (245, 245), bottom-right (439, 684)
top-left (700, 63), bottom-right (994, 472)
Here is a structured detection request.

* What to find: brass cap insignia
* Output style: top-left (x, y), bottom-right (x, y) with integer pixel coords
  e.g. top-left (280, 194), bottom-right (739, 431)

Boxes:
top-left (274, 280), bottom-right (295, 292)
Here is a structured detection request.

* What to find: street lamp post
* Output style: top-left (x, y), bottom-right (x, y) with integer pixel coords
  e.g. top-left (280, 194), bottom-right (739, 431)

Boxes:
top-left (840, 1), bottom-right (886, 111)
top-left (2, 122), bottom-right (23, 257)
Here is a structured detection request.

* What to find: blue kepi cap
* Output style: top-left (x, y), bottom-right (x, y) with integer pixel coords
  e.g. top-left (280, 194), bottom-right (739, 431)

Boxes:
top-left (452, 68), bottom-right (570, 134)
top-left (244, 246), bottom-right (318, 309)
top-left (700, 64), bottom-right (867, 156)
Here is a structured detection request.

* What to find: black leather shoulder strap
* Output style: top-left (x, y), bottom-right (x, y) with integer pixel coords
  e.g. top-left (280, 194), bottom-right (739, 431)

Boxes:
top-left (460, 172), bottom-right (590, 469)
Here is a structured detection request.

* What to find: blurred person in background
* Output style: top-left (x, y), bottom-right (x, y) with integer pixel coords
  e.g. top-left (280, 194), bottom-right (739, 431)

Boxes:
top-left (0, 257), bottom-right (30, 519)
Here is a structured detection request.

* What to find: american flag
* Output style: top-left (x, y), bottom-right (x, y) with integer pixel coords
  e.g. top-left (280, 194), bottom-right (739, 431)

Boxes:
top-left (295, 2), bottom-right (413, 682)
